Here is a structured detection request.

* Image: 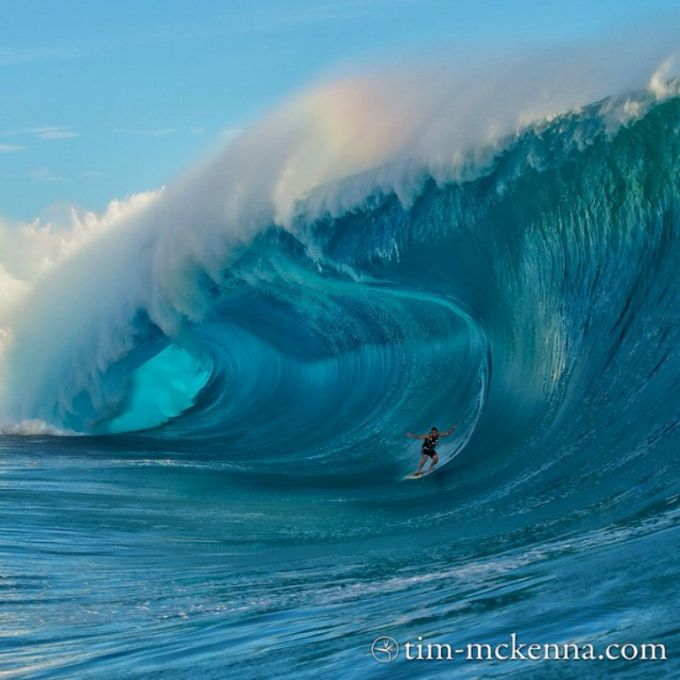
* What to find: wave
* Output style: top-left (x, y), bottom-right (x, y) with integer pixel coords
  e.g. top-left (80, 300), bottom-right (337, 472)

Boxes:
top-left (0, 52), bottom-right (678, 499)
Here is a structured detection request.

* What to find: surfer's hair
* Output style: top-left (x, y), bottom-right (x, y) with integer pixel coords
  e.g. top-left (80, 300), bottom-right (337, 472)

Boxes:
top-left (431, 427), bottom-right (438, 432)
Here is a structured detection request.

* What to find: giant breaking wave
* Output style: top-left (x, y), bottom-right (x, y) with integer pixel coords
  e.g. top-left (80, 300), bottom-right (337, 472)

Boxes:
top-left (0, 48), bottom-right (678, 485)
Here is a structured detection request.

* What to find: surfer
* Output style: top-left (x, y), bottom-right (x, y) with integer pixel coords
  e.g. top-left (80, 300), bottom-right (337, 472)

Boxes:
top-left (406, 425), bottom-right (457, 477)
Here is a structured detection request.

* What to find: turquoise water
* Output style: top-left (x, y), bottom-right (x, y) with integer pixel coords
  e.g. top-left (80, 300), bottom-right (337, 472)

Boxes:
top-left (1, 91), bottom-right (679, 678)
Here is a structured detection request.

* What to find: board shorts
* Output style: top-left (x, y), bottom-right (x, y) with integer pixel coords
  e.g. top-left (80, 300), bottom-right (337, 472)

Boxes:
top-left (422, 448), bottom-right (437, 458)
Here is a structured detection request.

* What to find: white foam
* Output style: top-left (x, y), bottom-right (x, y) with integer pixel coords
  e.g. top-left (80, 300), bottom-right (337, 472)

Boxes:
top-left (0, 419), bottom-right (76, 436)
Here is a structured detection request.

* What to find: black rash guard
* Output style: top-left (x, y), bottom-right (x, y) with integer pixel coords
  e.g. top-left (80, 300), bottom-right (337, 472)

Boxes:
top-left (422, 433), bottom-right (439, 457)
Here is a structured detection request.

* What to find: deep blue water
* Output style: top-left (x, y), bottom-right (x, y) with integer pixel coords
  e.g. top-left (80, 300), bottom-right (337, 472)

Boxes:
top-left (1, 92), bottom-right (679, 678)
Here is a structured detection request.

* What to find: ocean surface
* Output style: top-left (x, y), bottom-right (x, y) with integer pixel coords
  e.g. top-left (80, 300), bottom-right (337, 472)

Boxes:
top-left (1, 82), bottom-right (679, 678)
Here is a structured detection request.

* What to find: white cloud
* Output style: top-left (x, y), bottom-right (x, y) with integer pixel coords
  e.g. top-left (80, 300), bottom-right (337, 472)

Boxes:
top-left (31, 169), bottom-right (66, 183)
top-left (29, 126), bottom-right (78, 140)
top-left (0, 143), bottom-right (25, 153)
top-left (0, 189), bottom-right (162, 284)
top-left (0, 125), bottom-right (78, 140)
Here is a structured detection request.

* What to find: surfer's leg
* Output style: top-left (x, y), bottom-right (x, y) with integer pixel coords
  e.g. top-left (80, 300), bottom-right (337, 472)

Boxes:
top-left (428, 453), bottom-right (439, 471)
top-left (414, 454), bottom-right (428, 476)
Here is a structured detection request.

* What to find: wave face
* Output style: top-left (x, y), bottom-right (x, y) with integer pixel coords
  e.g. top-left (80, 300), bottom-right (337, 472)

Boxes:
top-left (1, 82), bottom-right (679, 677)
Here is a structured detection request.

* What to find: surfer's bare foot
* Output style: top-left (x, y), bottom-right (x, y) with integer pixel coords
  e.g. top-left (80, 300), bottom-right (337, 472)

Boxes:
top-left (414, 471), bottom-right (423, 477)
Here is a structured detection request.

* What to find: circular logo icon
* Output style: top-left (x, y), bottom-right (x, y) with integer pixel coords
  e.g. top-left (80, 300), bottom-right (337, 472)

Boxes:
top-left (371, 636), bottom-right (399, 663)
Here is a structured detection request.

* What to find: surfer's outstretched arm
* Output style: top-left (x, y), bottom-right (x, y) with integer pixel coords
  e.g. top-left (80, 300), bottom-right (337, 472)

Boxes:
top-left (406, 432), bottom-right (426, 439)
top-left (440, 424), bottom-right (458, 437)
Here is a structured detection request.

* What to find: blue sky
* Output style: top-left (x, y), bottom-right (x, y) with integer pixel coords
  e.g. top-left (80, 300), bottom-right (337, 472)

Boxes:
top-left (0, 0), bottom-right (677, 221)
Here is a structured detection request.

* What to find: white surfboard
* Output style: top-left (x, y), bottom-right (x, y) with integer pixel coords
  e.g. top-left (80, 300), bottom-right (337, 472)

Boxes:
top-left (402, 469), bottom-right (436, 480)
